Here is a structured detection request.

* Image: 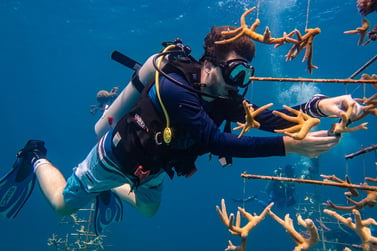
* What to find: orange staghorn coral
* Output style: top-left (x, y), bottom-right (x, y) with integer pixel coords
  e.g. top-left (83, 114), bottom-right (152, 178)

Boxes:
top-left (323, 177), bottom-right (377, 211)
top-left (216, 198), bottom-right (273, 251)
top-left (324, 208), bottom-right (377, 250)
top-left (344, 18), bottom-right (370, 45)
top-left (215, 7), bottom-right (321, 74)
top-left (233, 100), bottom-right (273, 138)
top-left (285, 28), bottom-right (321, 74)
top-left (272, 105), bottom-right (320, 140)
top-left (214, 7), bottom-right (298, 46)
top-left (268, 209), bottom-right (319, 251)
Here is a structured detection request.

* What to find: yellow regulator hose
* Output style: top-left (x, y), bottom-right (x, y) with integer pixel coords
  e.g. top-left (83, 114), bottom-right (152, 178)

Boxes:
top-left (155, 45), bottom-right (176, 144)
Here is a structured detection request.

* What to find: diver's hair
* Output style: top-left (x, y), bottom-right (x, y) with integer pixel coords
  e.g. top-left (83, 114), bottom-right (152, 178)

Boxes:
top-left (199, 25), bottom-right (256, 64)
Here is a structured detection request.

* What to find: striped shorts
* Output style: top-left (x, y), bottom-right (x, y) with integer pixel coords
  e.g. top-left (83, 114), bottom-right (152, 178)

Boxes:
top-left (62, 130), bottom-right (165, 209)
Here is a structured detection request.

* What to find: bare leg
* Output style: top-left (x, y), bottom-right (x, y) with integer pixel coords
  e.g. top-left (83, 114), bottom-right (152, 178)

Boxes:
top-left (34, 160), bottom-right (77, 216)
top-left (112, 184), bottom-right (136, 207)
top-left (112, 171), bottom-right (166, 218)
top-left (112, 184), bottom-right (160, 217)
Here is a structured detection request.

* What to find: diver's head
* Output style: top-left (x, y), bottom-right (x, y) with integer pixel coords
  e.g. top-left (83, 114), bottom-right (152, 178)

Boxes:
top-left (199, 26), bottom-right (256, 100)
top-left (200, 26), bottom-right (256, 65)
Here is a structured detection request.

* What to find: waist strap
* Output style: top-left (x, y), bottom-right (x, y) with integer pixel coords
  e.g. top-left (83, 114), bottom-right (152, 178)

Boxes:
top-left (97, 130), bottom-right (124, 176)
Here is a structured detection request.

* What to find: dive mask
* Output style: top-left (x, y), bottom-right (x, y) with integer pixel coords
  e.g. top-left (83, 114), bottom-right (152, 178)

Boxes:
top-left (219, 59), bottom-right (255, 88)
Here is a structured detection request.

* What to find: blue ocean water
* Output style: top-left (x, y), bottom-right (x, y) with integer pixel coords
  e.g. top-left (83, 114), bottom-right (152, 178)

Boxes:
top-left (0, 0), bottom-right (376, 250)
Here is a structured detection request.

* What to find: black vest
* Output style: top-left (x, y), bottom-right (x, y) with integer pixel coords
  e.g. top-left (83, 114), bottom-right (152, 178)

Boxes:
top-left (111, 57), bottom-right (203, 180)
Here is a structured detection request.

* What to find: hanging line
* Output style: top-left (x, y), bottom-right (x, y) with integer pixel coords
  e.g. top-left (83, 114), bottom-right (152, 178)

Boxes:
top-left (348, 54), bottom-right (377, 79)
top-left (256, 0), bottom-right (261, 20)
top-left (246, 80), bottom-right (255, 104)
top-left (363, 82), bottom-right (367, 99)
top-left (344, 144), bottom-right (377, 184)
top-left (242, 173), bottom-right (247, 209)
top-left (305, 0), bottom-right (311, 30)
top-left (345, 82), bottom-right (350, 95)
top-left (348, 79), bottom-right (364, 97)
top-left (243, 0), bottom-right (257, 204)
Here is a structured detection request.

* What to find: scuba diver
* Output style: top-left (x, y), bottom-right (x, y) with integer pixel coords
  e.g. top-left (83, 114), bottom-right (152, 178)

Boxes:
top-left (265, 165), bottom-right (296, 209)
top-left (250, 165), bottom-right (297, 210)
top-left (0, 25), bottom-right (366, 234)
top-left (299, 157), bottom-right (320, 180)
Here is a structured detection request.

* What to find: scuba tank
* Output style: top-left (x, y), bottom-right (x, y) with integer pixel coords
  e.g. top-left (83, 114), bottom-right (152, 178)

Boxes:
top-left (95, 53), bottom-right (162, 138)
top-left (95, 38), bottom-right (198, 140)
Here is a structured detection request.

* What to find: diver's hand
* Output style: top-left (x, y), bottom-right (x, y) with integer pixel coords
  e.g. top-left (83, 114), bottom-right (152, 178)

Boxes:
top-left (284, 130), bottom-right (340, 158)
top-left (317, 94), bottom-right (363, 121)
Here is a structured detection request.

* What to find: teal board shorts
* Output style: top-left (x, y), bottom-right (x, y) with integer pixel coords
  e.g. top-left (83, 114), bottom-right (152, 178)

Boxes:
top-left (62, 130), bottom-right (165, 209)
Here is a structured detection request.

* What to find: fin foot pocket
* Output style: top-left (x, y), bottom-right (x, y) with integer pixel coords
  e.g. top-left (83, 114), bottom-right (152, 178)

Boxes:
top-left (0, 140), bottom-right (46, 219)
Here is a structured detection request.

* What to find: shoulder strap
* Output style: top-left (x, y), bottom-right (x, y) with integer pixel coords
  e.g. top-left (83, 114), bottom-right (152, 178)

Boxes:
top-left (162, 56), bottom-right (202, 89)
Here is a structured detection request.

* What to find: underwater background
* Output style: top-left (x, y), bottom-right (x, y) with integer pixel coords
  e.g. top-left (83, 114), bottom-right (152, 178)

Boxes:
top-left (0, 0), bottom-right (376, 250)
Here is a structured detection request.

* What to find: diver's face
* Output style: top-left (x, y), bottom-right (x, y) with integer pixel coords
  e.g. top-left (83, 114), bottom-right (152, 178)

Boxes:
top-left (201, 52), bottom-right (246, 101)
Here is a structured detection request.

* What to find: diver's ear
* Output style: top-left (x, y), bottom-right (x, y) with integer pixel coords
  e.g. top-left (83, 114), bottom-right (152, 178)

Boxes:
top-left (203, 60), bottom-right (215, 74)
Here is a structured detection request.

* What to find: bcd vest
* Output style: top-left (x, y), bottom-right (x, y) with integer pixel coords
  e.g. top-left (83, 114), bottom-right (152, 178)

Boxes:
top-left (111, 56), bottom-right (203, 180)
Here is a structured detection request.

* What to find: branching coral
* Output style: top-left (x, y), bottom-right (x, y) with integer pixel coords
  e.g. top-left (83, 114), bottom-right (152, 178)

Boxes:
top-left (267, 209), bottom-right (319, 251)
top-left (216, 198), bottom-right (273, 251)
top-left (354, 93), bottom-right (377, 120)
top-left (233, 100), bottom-right (273, 138)
top-left (328, 102), bottom-right (368, 135)
top-left (344, 18), bottom-right (370, 45)
top-left (360, 73), bottom-right (377, 90)
top-left (324, 208), bottom-right (377, 250)
top-left (321, 174), bottom-right (359, 198)
top-left (214, 7), bottom-right (321, 73)
top-left (285, 28), bottom-right (321, 74)
top-left (323, 176), bottom-right (377, 211)
top-left (365, 23), bottom-right (377, 45)
top-left (272, 105), bottom-right (320, 140)
top-left (214, 7), bottom-right (298, 46)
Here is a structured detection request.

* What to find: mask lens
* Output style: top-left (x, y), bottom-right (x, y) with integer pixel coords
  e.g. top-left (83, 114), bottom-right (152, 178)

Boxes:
top-left (229, 63), bottom-right (254, 87)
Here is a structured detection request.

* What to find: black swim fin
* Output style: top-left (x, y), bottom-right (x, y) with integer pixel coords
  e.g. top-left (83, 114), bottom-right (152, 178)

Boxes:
top-left (0, 140), bottom-right (46, 219)
top-left (94, 190), bottom-right (123, 235)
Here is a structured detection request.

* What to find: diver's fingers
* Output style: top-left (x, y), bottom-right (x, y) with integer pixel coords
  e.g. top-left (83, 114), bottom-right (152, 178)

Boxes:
top-left (308, 130), bottom-right (336, 137)
top-left (305, 131), bottom-right (340, 148)
top-left (317, 95), bottom-right (357, 118)
top-left (284, 130), bottom-right (340, 158)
